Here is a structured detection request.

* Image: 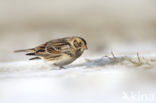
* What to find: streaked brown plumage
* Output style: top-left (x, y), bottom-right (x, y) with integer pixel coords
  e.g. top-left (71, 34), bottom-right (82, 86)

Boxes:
top-left (15, 36), bottom-right (88, 68)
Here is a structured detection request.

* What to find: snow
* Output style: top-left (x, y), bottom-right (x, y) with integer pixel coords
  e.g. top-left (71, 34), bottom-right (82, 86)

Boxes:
top-left (0, 53), bottom-right (156, 103)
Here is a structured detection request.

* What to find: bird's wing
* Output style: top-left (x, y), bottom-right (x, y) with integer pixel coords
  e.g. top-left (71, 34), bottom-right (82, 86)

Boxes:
top-left (34, 39), bottom-right (72, 56)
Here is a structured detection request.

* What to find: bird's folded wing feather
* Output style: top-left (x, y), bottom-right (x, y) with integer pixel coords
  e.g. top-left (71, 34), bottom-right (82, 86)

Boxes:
top-left (34, 40), bottom-right (72, 56)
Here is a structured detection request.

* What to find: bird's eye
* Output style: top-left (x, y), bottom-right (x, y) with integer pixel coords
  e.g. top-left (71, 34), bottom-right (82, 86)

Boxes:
top-left (73, 40), bottom-right (79, 48)
top-left (78, 42), bottom-right (82, 47)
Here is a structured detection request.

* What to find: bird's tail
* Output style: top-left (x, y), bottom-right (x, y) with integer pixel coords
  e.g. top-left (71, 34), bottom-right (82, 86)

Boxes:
top-left (14, 48), bottom-right (41, 60)
top-left (14, 48), bottom-right (35, 53)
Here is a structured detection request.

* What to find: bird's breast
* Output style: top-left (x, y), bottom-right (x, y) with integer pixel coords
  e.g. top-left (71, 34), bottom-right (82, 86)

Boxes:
top-left (44, 54), bottom-right (77, 67)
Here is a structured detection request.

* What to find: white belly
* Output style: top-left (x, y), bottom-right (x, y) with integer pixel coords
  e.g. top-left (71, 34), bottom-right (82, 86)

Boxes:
top-left (44, 54), bottom-right (77, 67)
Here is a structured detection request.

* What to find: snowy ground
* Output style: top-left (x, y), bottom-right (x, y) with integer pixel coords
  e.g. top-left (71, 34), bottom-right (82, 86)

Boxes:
top-left (0, 48), bottom-right (156, 103)
top-left (1, 0), bottom-right (156, 103)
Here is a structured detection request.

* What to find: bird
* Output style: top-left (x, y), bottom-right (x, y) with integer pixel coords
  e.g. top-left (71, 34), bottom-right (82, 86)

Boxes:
top-left (14, 36), bottom-right (88, 68)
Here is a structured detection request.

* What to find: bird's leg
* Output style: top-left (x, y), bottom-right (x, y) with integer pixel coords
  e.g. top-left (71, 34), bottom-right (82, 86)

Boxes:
top-left (59, 66), bottom-right (65, 69)
top-left (53, 63), bottom-right (65, 69)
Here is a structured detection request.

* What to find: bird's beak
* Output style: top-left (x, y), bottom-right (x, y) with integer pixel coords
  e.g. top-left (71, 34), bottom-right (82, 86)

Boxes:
top-left (84, 45), bottom-right (88, 50)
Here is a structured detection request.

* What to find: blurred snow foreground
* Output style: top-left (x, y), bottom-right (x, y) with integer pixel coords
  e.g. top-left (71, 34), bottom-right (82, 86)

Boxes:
top-left (0, 53), bottom-right (156, 103)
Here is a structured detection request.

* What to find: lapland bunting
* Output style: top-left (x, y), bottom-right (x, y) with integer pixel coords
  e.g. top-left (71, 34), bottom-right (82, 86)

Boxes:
top-left (15, 36), bottom-right (88, 68)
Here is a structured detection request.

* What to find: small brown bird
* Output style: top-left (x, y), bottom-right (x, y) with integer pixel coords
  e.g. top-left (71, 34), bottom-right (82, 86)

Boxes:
top-left (15, 36), bottom-right (88, 68)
